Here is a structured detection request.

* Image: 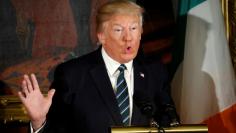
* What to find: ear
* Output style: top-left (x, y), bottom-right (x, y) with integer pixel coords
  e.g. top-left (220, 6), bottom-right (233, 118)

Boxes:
top-left (97, 32), bottom-right (106, 45)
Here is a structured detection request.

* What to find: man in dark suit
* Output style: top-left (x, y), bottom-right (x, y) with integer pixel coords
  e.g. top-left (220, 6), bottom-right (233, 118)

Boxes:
top-left (18, 0), bottom-right (179, 133)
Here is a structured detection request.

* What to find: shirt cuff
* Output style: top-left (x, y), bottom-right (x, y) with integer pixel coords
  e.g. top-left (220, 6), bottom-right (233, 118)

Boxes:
top-left (30, 121), bottom-right (46, 133)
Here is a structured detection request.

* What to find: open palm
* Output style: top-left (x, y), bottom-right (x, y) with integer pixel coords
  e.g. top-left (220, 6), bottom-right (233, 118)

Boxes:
top-left (18, 74), bottom-right (55, 129)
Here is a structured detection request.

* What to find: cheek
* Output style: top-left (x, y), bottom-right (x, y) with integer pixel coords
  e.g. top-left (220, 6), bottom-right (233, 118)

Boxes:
top-left (133, 32), bottom-right (142, 41)
top-left (134, 44), bottom-right (140, 54)
top-left (133, 36), bottom-right (141, 47)
top-left (107, 35), bottom-right (122, 47)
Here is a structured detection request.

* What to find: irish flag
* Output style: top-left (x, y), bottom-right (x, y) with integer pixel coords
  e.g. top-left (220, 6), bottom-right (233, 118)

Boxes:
top-left (171, 0), bottom-right (236, 132)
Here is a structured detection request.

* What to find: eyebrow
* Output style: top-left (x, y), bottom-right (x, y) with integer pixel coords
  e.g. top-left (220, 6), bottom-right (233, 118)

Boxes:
top-left (112, 22), bottom-right (139, 27)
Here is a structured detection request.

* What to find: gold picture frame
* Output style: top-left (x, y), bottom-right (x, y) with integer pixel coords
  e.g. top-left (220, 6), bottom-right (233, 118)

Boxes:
top-left (221, 0), bottom-right (236, 75)
top-left (0, 95), bottom-right (29, 124)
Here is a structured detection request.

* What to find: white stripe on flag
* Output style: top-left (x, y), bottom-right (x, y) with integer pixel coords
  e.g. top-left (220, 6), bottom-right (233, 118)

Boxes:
top-left (171, 0), bottom-right (236, 124)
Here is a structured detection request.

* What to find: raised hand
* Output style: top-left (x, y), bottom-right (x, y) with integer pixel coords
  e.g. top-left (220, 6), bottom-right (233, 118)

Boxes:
top-left (18, 74), bottom-right (55, 130)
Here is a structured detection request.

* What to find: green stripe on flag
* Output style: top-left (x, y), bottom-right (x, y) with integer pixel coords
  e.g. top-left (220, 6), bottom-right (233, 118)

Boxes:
top-left (179, 0), bottom-right (206, 15)
top-left (169, 0), bottom-right (206, 80)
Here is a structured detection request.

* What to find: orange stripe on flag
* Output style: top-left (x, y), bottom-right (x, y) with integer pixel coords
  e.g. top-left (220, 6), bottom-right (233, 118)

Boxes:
top-left (203, 104), bottom-right (236, 133)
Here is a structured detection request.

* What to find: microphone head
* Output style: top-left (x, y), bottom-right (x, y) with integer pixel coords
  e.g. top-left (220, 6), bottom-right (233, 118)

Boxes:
top-left (140, 102), bottom-right (153, 118)
top-left (133, 88), bottom-right (155, 119)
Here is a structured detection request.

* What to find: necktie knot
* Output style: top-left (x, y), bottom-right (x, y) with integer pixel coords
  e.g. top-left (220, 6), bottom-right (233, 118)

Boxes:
top-left (118, 64), bottom-right (126, 72)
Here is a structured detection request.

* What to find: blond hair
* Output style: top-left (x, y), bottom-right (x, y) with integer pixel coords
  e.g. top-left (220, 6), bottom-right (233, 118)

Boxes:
top-left (96, 0), bottom-right (144, 33)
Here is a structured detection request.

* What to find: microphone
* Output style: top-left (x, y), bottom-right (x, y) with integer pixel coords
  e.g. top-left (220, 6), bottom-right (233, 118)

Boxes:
top-left (138, 102), bottom-right (158, 127)
top-left (133, 90), bottom-right (159, 128)
top-left (133, 89), bottom-right (167, 133)
top-left (163, 104), bottom-right (180, 127)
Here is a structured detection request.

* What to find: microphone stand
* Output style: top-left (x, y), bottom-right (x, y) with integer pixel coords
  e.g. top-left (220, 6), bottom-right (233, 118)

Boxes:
top-left (149, 118), bottom-right (165, 133)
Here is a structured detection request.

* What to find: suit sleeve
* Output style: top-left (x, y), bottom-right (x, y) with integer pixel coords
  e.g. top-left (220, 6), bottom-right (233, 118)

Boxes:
top-left (41, 64), bottom-right (74, 133)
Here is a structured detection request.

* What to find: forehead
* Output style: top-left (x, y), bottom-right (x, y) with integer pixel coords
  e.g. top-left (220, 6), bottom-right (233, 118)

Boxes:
top-left (108, 14), bottom-right (140, 26)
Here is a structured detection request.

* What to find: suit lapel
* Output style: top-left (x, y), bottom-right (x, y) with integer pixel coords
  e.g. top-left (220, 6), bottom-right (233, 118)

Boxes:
top-left (89, 50), bottom-right (123, 125)
top-left (132, 61), bottom-right (148, 125)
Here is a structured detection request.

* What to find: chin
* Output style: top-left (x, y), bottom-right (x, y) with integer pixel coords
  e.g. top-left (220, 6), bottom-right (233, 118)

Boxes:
top-left (121, 55), bottom-right (135, 63)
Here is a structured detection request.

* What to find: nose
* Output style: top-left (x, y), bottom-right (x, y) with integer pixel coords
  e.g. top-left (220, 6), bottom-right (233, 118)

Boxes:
top-left (123, 29), bottom-right (132, 42)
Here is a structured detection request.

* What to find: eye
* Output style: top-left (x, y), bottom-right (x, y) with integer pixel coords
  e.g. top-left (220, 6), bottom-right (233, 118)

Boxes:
top-left (112, 24), bottom-right (124, 33)
top-left (130, 26), bottom-right (137, 31)
top-left (114, 28), bottom-right (122, 32)
top-left (113, 27), bottom-right (123, 33)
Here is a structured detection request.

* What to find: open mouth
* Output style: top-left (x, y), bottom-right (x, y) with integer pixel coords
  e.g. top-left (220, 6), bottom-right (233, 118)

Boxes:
top-left (125, 46), bottom-right (132, 53)
top-left (127, 46), bottom-right (131, 50)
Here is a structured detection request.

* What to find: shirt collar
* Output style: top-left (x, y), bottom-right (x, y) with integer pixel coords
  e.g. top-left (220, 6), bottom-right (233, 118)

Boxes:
top-left (101, 47), bottom-right (133, 76)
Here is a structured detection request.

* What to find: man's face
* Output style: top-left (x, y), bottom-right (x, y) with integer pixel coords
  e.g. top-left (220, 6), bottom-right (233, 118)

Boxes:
top-left (97, 14), bottom-right (142, 63)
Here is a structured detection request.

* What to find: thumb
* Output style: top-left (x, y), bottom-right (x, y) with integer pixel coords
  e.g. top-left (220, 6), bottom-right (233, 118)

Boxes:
top-left (47, 89), bottom-right (55, 100)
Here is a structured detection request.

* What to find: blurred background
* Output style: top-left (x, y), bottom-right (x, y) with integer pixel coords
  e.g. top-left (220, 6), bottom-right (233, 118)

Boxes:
top-left (0, 0), bottom-right (176, 132)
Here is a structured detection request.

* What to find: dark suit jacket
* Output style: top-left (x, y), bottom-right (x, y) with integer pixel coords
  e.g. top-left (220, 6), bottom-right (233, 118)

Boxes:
top-left (41, 47), bottom-right (177, 133)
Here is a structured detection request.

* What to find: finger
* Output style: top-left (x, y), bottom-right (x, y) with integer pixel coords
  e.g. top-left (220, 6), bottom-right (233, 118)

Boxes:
top-left (24, 74), bottom-right (34, 93)
top-left (31, 73), bottom-right (40, 91)
top-left (18, 91), bottom-right (26, 103)
top-left (47, 89), bottom-right (55, 100)
top-left (21, 79), bottom-right (29, 95)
